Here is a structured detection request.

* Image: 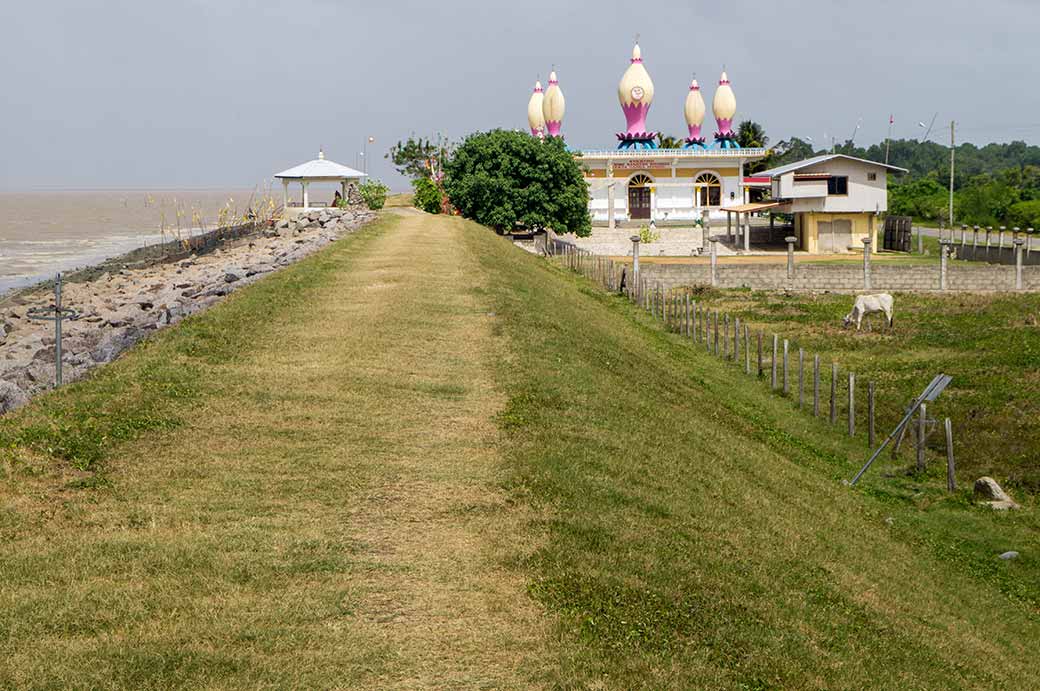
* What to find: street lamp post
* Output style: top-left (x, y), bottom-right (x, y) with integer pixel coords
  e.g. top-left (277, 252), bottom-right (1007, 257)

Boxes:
top-left (362, 136), bottom-right (375, 175)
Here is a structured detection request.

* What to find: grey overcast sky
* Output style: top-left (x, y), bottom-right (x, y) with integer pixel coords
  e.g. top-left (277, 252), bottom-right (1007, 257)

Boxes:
top-left (2, 0), bottom-right (1038, 191)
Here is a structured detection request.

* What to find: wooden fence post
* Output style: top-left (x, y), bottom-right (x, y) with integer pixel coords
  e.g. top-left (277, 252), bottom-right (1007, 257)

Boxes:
top-left (868, 381), bottom-right (876, 447)
top-left (733, 317), bottom-right (740, 362)
top-left (917, 403), bottom-right (927, 472)
top-left (771, 335), bottom-right (779, 390)
top-left (723, 314), bottom-right (730, 358)
top-left (714, 312), bottom-right (720, 355)
top-left (757, 332), bottom-right (763, 378)
top-left (848, 372), bottom-right (856, 437)
top-left (684, 294), bottom-right (690, 337)
top-left (945, 417), bottom-right (956, 492)
top-left (782, 339), bottom-right (789, 395)
top-left (813, 355), bottom-right (821, 417)
top-left (707, 308), bottom-right (715, 351)
top-left (744, 325), bottom-right (751, 375)
top-left (830, 363), bottom-right (838, 424)
top-left (798, 348), bottom-right (805, 408)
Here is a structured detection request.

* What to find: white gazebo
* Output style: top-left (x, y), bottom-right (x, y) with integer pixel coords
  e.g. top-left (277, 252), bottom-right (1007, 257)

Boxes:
top-left (274, 149), bottom-right (367, 210)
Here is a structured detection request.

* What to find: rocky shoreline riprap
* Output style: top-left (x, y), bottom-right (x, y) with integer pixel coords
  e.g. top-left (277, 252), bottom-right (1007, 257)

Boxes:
top-left (0, 207), bottom-right (374, 414)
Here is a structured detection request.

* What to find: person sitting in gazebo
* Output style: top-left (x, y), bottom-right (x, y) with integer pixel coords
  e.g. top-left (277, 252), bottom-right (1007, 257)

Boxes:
top-left (332, 190), bottom-right (343, 208)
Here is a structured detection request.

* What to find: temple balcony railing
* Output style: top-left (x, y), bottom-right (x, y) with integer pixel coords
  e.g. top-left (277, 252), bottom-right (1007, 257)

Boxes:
top-left (576, 147), bottom-right (770, 159)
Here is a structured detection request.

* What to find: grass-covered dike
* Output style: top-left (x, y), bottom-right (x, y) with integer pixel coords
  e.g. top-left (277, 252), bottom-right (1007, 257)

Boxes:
top-left (0, 209), bottom-right (1037, 688)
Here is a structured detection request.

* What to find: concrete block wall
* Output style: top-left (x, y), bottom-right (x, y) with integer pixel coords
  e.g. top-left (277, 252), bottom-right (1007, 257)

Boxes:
top-left (637, 262), bottom-right (1040, 293)
top-left (955, 244), bottom-right (1040, 266)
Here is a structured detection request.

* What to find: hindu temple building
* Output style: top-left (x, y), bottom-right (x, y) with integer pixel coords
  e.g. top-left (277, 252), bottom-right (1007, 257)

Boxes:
top-left (530, 42), bottom-right (903, 254)
top-left (555, 43), bottom-right (769, 228)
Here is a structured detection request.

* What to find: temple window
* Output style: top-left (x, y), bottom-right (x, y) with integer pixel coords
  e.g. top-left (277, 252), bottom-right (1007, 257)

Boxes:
top-left (695, 172), bottom-right (722, 206)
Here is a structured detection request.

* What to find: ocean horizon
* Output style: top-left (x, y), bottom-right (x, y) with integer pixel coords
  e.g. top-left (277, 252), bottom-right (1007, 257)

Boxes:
top-left (0, 187), bottom-right (308, 296)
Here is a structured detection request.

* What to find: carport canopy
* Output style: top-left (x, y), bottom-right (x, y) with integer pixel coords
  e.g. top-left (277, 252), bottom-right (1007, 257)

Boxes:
top-left (725, 201), bottom-right (789, 214)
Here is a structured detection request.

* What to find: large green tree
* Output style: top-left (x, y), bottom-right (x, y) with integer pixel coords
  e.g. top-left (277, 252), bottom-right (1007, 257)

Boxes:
top-left (443, 130), bottom-right (591, 236)
top-left (386, 135), bottom-right (453, 180)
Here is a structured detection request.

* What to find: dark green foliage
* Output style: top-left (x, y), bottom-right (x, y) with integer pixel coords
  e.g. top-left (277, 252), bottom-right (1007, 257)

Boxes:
top-left (655, 133), bottom-right (683, 149)
top-left (955, 174), bottom-right (1021, 225)
top-left (386, 135), bottom-right (453, 181)
top-left (1007, 199), bottom-right (1040, 229)
top-left (358, 180), bottom-right (388, 210)
top-left (411, 176), bottom-right (441, 214)
top-left (736, 120), bottom-right (768, 149)
top-left (889, 176), bottom-right (949, 221)
top-left (769, 137), bottom-right (817, 168)
top-left (443, 130), bottom-right (591, 236)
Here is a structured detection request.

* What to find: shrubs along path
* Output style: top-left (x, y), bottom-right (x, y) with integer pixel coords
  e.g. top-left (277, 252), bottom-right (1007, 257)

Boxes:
top-left (2, 209), bottom-right (1039, 688)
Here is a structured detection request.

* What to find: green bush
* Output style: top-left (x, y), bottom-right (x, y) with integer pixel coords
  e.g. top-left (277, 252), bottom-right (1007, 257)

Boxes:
top-left (358, 180), bottom-right (389, 210)
top-left (638, 225), bottom-right (659, 244)
top-left (412, 176), bottom-right (441, 214)
top-left (1006, 200), bottom-right (1040, 230)
top-left (443, 129), bottom-right (591, 236)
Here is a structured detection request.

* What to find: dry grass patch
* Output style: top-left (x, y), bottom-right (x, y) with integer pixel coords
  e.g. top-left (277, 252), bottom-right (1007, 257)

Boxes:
top-left (0, 210), bottom-right (549, 689)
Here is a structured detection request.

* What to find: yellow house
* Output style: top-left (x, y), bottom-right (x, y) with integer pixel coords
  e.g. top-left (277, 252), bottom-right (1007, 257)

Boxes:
top-left (756, 154), bottom-right (908, 253)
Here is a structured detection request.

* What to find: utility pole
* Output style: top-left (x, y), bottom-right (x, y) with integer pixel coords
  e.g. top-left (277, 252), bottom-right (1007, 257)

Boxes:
top-left (885, 114), bottom-right (893, 166)
top-left (949, 121), bottom-right (956, 228)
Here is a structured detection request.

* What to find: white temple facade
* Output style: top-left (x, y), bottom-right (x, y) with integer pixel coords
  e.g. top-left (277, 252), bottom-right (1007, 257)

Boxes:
top-left (529, 44), bottom-right (768, 225)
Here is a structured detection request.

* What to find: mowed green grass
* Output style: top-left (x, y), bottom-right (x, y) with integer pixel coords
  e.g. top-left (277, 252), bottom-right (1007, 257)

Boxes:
top-left (678, 287), bottom-right (1040, 494)
top-left (467, 223), bottom-right (1040, 688)
top-left (0, 209), bottom-right (1037, 689)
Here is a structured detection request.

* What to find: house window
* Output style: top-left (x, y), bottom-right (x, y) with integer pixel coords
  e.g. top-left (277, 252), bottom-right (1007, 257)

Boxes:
top-left (827, 176), bottom-right (849, 195)
top-left (867, 172), bottom-right (877, 181)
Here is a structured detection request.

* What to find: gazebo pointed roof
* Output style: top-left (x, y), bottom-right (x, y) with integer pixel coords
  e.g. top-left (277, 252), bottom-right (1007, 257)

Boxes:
top-left (275, 149), bottom-right (366, 180)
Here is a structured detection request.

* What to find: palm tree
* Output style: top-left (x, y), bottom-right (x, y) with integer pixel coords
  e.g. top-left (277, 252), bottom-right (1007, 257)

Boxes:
top-left (736, 121), bottom-right (769, 149)
top-left (737, 121), bottom-right (772, 173)
top-left (655, 133), bottom-right (683, 149)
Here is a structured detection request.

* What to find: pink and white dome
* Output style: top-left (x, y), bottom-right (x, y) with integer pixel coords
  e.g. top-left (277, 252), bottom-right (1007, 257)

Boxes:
top-left (527, 80), bottom-right (545, 137)
top-left (684, 78), bottom-right (706, 140)
top-left (712, 71), bottom-right (737, 136)
top-left (617, 43), bottom-right (655, 136)
top-left (542, 71), bottom-right (565, 137)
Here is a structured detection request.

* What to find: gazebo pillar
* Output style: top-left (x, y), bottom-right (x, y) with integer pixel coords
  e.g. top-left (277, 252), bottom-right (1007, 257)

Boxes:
top-left (282, 180), bottom-right (290, 209)
top-left (341, 179), bottom-right (348, 202)
top-left (302, 181), bottom-right (310, 209)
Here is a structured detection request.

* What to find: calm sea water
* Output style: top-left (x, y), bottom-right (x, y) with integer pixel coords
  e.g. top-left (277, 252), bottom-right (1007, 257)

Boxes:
top-left (0, 189), bottom-right (280, 295)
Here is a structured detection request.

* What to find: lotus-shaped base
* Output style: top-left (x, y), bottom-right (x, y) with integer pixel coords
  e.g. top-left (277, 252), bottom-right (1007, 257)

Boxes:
top-left (684, 137), bottom-right (707, 149)
top-left (616, 132), bottom-right (659, 150)
top-left (714, 132), bottom-right (740, 149)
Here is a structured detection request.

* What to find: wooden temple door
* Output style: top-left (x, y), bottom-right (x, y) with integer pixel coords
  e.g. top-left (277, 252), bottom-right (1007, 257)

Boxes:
top-left (628, 175), bottom-right (652, 220)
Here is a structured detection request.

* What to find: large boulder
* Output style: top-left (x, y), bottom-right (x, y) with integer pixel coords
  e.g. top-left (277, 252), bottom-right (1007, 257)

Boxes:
top-left (224, 267), bottom-right (246, 283)
top-left (973, 477), bottom-right (1020, 510)
top-left (91, 326), bottom-right (142, 364)
top-left (0, 380), bottom-right (29, 414)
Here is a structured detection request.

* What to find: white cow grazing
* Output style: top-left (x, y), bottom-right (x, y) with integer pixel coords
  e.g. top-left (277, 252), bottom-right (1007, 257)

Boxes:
top-left (843, 293), bottom-right (894, 331)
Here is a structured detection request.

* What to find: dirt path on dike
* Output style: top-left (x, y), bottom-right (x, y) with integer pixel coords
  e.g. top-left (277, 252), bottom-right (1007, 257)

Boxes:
top-left (0, 209), bottom-right (549, 689)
